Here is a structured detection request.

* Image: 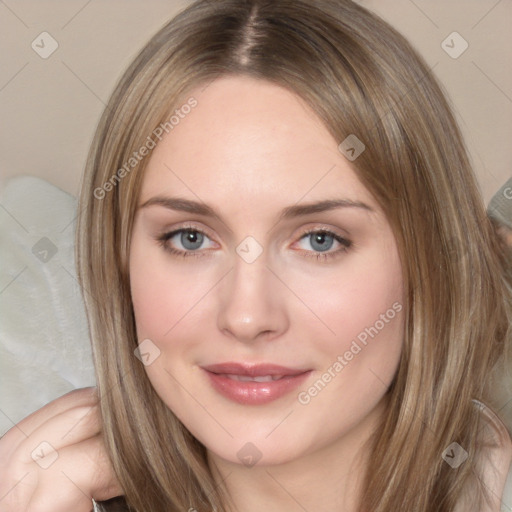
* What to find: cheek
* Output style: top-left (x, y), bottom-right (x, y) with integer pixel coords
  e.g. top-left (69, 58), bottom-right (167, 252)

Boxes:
top-left (129, 240), bottom-right (214, 341)
top-left (295, 251), bottom-right (404, 423)
top-left (292, 244), bottom-right (404, 360)
top-left (129, 238), bottom-right (206, 402)
top-left (292, 247), bottom-right (404, 431)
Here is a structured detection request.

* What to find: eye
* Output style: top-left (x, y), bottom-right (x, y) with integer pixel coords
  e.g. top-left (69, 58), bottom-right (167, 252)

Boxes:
top-left (156, 226), bottom-right (215, 258)
top-left (295, 229), bottom-right (352, 262)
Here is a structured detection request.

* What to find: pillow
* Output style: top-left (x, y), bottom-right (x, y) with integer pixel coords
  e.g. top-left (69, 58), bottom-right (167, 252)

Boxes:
top-left (0, 175), bottom-right (95, 437)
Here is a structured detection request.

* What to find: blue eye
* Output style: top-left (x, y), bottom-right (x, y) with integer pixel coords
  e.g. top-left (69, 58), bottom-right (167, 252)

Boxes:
top-left (156, 226), bottom-right (352, 262)
top-left (157, 228), bottom-right (213, 257)
top-left (297, 230), bottom-right (352, 261)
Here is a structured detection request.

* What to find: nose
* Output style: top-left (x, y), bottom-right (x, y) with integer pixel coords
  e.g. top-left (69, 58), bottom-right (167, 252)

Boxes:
top-left (216, 249), bottom-right (289, 344)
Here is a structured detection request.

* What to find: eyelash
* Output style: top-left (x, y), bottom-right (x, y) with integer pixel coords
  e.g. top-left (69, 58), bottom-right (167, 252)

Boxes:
top-left (156, 225), bottom-right (352, 262)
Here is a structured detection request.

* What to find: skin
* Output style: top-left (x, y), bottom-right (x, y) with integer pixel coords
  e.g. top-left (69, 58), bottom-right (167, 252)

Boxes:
top-left (0, 387), bottom-right (121, 511)
top-left (129, 75), bottom-right (405, 512)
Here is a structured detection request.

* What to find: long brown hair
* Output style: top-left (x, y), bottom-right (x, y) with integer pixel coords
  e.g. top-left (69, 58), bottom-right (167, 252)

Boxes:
top-left (76, 0), bottom-right (512, 510)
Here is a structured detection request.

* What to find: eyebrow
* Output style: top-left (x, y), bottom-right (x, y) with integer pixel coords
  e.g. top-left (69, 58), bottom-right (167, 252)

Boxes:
top-left (139, 196), bottom-right (373, 222)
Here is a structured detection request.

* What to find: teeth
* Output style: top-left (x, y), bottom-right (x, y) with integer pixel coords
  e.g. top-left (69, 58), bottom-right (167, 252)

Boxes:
top-left (225, 374), bottom-right (284, 382)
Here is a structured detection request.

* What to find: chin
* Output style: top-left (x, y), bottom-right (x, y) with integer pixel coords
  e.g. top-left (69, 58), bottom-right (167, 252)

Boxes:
top-left (196, 424), bottom-right (319, 469)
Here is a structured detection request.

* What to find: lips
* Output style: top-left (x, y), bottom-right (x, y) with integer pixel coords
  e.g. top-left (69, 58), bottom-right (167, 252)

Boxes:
top-left (201, 362), bottom-right (311, 405)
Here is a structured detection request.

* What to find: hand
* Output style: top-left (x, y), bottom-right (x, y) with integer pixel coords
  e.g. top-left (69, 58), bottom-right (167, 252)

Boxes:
top-left (0, 387), bottom-right (123, 511)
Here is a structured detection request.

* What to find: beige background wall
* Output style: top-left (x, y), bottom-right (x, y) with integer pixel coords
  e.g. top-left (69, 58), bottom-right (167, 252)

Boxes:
top-left (0, 0), bottom-right (510, 203)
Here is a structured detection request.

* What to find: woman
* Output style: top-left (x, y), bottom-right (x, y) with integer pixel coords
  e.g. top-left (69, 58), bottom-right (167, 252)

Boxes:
top-left (1, 0), bottom-right (511, 511)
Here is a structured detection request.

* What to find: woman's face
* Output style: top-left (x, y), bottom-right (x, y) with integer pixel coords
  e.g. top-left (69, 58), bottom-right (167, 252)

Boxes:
top-left (129, 75), bottom-right (404, 467)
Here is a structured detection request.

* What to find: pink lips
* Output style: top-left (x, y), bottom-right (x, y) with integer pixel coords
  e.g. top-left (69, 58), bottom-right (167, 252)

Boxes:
top-left (201, 362), bottom-right (312, 405)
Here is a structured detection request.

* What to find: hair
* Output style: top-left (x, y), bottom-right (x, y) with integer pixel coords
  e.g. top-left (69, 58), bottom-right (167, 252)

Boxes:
top-left (75, 0), bottom-right (512, 510)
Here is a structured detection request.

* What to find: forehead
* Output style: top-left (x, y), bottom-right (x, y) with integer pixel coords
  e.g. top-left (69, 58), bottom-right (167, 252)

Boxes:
top-left (140, 75), bottom-right (375, 210)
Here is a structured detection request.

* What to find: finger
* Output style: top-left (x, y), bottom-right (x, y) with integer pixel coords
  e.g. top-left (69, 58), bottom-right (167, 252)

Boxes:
top-left (15, 404), bottom-right (101, 466)
top-left (2, 387), bottom-right (98, 445)
top-left (27, 436), bottom-right (123, 508)
top-left (74, 435), bottom-right (124, 501)
top-left (0, 434), bottom-right (122, 512)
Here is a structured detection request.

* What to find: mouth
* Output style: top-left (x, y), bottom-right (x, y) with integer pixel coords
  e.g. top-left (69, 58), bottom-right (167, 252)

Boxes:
top-left (222, 374), bottom-right (287, 382)
top-left (201, 362), bottom-right (312, 405)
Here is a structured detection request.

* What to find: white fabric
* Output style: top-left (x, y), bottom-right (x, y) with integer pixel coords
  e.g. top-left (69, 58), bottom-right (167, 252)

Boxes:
top-left (0, 176), bottom-right (95, 437)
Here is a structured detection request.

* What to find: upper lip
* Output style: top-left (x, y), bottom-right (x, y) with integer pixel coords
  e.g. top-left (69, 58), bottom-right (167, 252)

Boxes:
top-left (201, 362), bottom-right (309, 377)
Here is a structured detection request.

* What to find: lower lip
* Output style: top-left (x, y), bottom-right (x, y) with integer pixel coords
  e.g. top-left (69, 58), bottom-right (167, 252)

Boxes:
top-left (203, 369), bottom-right (312, 405)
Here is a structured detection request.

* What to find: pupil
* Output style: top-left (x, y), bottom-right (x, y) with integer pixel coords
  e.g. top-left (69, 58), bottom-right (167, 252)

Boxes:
top-left (312, 232), bottom-right (333, 252)
top-left (182, 230), bottom-right (203, 250)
